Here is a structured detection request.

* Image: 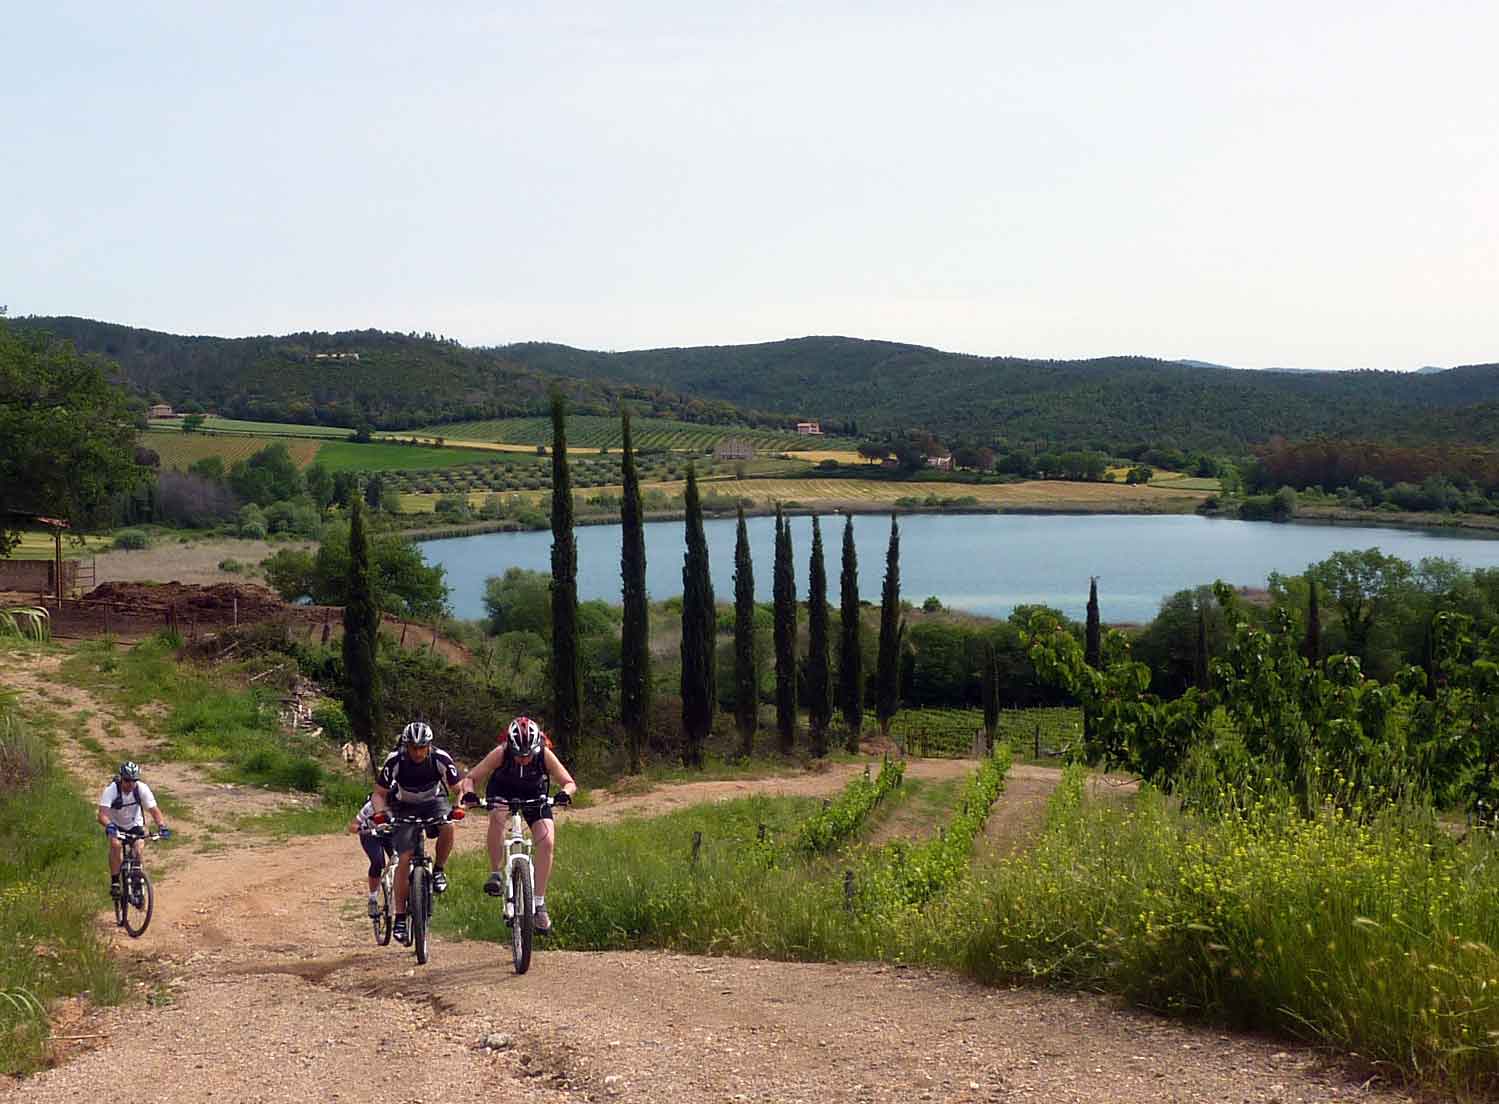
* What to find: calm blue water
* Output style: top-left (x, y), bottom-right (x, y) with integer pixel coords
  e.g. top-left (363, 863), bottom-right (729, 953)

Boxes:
top-left (420, 514), bottom-right (1499, 624)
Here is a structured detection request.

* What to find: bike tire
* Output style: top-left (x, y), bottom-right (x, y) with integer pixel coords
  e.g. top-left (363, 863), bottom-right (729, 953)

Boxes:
top-left (122, 867), bottom-right (153, 938)
top-left (375, 872), bottom-right (393, 946)
top-left (511, 866), bottom-right (533, 975)
top-left (411, 869), bottom-right (431, 965)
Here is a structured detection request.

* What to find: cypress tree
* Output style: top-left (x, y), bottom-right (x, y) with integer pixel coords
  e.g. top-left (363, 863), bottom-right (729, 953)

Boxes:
top-left (619, 409), bottom-right (650, 772)
top-left (875, 514), bottom-right (902, 739)
top-left (1085, 577), bottom-right (1101, 669)
top-left (733, 504), bottom-right (757, 758)
top-left (1194, 603), bottom-right (1211, 691)
top-left (679, 464), bottom-right (715, 768)
top-left (773, 505), bottom-right (798, 754)
top-left (982, 641), bottom-right (1000, 755)
top-left (838, 514), bottom-right (863, 752)
top-left (342, 494), bottom-right (381, 776)
top-left (806, 516), bottom-right (832, 757)
top-left (1302, 577), bottom-right (1322, 667)
top-left (549, 388), bottom-right (581, 761)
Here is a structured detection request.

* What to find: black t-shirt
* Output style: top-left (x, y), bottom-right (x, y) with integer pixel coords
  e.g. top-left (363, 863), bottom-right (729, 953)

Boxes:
top-left (378, 748), bottom-right (460, 803)
top-left (487, 748), bottom-right (549, 800)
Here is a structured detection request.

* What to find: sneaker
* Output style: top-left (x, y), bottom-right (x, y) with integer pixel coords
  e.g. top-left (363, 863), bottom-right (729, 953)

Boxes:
top-left (533, 903), bottom-right (552, 934)
top-left (483, 872), bottom-right (505, 897)
top-left (393, 916), bottom-right (408, 944)
top-left (432, 869), bottom-right (448, 894)
top-left (367, 896), bottom-right (381, 919)
top-left (109, 879), bottom-right (122, 901)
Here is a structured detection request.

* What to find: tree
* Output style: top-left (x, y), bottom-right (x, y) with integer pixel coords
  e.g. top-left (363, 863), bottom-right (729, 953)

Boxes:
top-left (1194, 603), bottom-right (1211, 690)
top-left (265, 524), bottom-right (448, 618)
top-left (1085, 578), bottom-right (1101, 669)
top-left (680, 464), bottom-right (716, 768)
top-left (229, 443), bottom-right (303, 506)
top-left (619, 409), bottom-right (650, 772)
top-left (342, 495), bottom-right (381, 775)
top-left (1310, 548), bottom-right (1414, 666)
top-left (875, 514), bottom-right (903, 739)
top-left (365, 473), bottom-right (385, 511)
top-left (305, 463), bottom-right (334, 511)
top-left (838, 515), bottom-right (864, 751)
top-left (773, 505), bottom-right (798, 754)
top-left (181, 413), bottom-right (206, 433)
top-left (982, 641), bottom-right (1000, 754)
top-left (733, 504), bottom-right (757, 758)
top-left (1302, 576), bottom-right (1322, 666)
top-left (549, 388), bottom-right (582, 760)
top-left (806, 516), bottom-right (832, 756)
top-left (0, 320), bottom-right (145, 555)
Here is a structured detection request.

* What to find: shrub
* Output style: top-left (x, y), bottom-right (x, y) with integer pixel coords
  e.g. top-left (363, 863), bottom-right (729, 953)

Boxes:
top-left (311, 701), bottom-right (351, 743)
top-left (217, 558), bottom-right (244, 573)
top-left (112, 528), bottom-right (149, 551)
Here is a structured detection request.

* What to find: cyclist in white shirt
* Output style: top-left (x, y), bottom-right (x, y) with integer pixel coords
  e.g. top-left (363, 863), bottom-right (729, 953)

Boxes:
top-left (97, 761), bottom-right (171, 900)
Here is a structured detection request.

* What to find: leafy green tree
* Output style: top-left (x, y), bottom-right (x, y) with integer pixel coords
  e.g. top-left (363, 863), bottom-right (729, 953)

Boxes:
top-left (264, 523), bottom-right (448, 618)
top-left (773, 505), bottom-right (798, 753)
top-left (982, 641), bottom-right (1000, 753)
top-left (1310, 548), bottom-right (1415, 669)
top-left (733, 504), bottom-right (757, 758)
top-left (229, 443), bottom-right (303, 506)
top-left (619, 409), bottom-right (650, 772)
top-left (838, 515), bottom-right (864, 751)
top-left (1084, 576), bottom-right (1102, 745)
top-left (1303, 576), bottom-right (1322, 665)
top-left (365, 473), bottom-right (386, 511)
top-left (680, 464), bottom-right (716, 768)
top-left (875, 514), bottom-right (903, 738)
top-left (0, 319), bottom-right (145, 555)
top-left (181, 413), bottom-right (206, 433)
top-left (188, 455), bottom-right (226, 482)
top-left (549, 388), bottom-right (581, 760)
top-left (304, 463), bottom-right (334, 511)
top-left (806, 516), bottom-right (832, 756)
top-left (342, 495), bottom-right (382, 774)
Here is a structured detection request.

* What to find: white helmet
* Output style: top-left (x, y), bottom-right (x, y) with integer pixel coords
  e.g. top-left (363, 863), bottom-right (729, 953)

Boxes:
top-left (400, 721), bottom-right (434, 748)
top-left (505, 716), bottom-right (544, 757)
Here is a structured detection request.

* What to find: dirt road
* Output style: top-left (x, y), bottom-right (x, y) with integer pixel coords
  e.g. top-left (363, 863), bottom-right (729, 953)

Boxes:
top-left (2, 654), bottom-right (1416, 1104)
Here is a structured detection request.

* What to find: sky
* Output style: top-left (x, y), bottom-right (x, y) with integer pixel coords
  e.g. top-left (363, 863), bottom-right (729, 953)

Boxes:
top-left (3, 1), bottom-right (1496, 371)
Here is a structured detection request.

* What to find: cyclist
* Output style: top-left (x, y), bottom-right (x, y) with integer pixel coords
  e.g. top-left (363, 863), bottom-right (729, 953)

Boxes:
top-left (371, 721), bottom-right (462, 945)
top-left (456, 716), bottom-right (576, 935)
top-left (348, 793), bottom-right (393, 919)
top-left (97, 761), bottom-right (171, 900)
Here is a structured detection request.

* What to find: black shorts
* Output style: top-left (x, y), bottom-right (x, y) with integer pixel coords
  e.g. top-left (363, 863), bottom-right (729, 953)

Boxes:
top-left (484, 782), bottom-right (552, 827)
top-left (360, 833), bottom-right (393, 878)
top-left (390, 798), bottom-right (451, 854)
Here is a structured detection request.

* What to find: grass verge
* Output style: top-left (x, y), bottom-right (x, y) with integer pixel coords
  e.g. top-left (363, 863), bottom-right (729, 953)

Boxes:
top-left (0, 692), bottom-right (123, 1075)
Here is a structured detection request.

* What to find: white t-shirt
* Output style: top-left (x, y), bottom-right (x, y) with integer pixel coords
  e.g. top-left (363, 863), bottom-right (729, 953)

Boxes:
top-left (99, 780), bottom-right (157, 830)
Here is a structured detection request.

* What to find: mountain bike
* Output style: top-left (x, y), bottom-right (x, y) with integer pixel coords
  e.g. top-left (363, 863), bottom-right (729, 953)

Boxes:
top-left (113, 826), bottom-right (161, 938)
top-left (365, 832), bottom-right (397, 946)
top-left (462, 794), bottom-right (560, 975)
top-left (374, 809), bottom-right (463, 965)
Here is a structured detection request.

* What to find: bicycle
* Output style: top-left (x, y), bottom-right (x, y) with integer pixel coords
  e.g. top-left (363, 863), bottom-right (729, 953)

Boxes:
top-left (373, 809), bottom-right (464, 965)
top-left (112, 826), bottom-right (162, 938)
top-left (461, 794), bottom-right (562, 975)
top-left (364, 832), bottom-right (397, 946)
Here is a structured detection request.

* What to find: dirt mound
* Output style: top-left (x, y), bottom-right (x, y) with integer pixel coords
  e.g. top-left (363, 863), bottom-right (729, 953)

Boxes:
top-left (84, 581), bottom-right (291, 619)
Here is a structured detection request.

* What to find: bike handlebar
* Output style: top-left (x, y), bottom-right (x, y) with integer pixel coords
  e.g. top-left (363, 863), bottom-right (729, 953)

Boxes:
top-left (371, 810), bottom-right (465, 835)
top-left (116, 827), bottom-right (162, 841)
top-left (459, 794), bottom-right (563, 811)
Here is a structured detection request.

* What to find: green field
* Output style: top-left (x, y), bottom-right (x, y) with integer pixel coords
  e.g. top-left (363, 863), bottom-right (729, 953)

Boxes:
top-left (312, 441), bottom-right (507, 473)
top-left (418, 415), bottom-right (855, 453)
top-left (142, 428), bottom-right (324, 471)
top-left (148, 416), bottom-right (356, 439)
top-left (5, 531), bottom-right (112, 560)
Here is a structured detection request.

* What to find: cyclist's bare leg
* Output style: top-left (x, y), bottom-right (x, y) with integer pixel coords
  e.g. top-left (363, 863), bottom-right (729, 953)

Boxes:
top-left (485, 813), bottom-right (506, 872)
top-left (532, 818), bottom-right (556, 895)
top-left (367, 875), bottom-right (380, 893)
top-left (393, 851), bottom-right (414, 913)
top-left (435, 822), bottom-right (455, 867)
top-left (108, 836), bottom-right (123, 877)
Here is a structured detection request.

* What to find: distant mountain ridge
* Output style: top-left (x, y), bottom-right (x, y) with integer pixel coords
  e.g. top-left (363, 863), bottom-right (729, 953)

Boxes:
top-left (13, 317), bottom-right (1499, 453)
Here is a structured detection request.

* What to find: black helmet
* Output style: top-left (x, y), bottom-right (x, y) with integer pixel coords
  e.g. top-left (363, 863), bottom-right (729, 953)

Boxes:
top-left (118, 761), bottom-right (142, 782)
top-left (400, 721), bottom-right (434, 748)
top-left (506, 716), bottom-right (544, 758)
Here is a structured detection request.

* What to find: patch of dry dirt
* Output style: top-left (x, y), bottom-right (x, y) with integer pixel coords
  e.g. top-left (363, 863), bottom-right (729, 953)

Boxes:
top-left (0, 657), bottom-right (1422, 1103)
top-left (92, 540), bottom-right (310, 587)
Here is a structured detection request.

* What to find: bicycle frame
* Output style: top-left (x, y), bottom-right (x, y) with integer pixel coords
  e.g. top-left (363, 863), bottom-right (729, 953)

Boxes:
top-left (373, 810), bottom-right (462, 965)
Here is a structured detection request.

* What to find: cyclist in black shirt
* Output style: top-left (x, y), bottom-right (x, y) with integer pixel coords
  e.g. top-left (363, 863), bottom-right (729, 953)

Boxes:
top-left (371, 721), bottom-right (461, 944)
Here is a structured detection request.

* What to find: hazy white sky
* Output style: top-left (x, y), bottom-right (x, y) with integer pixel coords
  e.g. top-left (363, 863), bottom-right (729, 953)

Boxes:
top-left (4, 1), bottom-right (1495, 370)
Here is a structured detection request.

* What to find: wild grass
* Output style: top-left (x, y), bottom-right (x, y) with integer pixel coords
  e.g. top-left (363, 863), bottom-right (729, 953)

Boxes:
top-left (61, 636), bottom-right (364, 833)
top-left (0, 696), bottom-right (122, 1075)
top-left (951, 765), bottom-right (1499, 1094)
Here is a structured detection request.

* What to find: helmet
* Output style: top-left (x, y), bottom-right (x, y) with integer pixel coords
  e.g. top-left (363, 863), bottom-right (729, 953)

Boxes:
top-left (505, 716), bottom-right (544, 758)
top-left (118, 761), bottom-right (142, 782)
top-left (400, 721), bottom-right (434, 748)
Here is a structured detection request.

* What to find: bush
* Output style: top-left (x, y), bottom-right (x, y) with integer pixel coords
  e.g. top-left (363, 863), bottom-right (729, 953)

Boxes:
top-left (218, 558), bottom-right (244, 573)
top-left (311, 701), bottom-right (351, 743)
top-left (112, 528), bottom-right (149, 551)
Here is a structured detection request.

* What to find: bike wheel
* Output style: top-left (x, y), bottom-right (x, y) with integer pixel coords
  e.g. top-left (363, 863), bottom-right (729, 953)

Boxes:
top-left (410, 869), bottom-right (431, 965)
top-left (122, 867), bottom-right (153, 938)
top-left (511, 866), bottom-right (533, 975)
top-left (375, 871), bottom-right (394, 946)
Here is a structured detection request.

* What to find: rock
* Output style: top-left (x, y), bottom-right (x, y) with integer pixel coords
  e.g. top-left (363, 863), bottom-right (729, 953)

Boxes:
top-left (604, 1075), bottom-right (624, 1095)
top-left (482, 1032), bottom-right (514, 1051)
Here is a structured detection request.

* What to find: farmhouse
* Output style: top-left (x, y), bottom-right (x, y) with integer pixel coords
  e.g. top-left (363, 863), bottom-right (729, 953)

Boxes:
top-left (926, 454), bottom-right (953, 471)
top-left (148, 403), bottom-right (176, 418)
top-left (795, 421), bottom-right (823, 436)
top-left (714, 438), bottom-right (756, 461)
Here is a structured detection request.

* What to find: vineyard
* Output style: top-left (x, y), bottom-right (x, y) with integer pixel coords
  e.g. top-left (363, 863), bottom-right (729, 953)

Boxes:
top-left (415, 415), bottom-right (856, 453)
top-left (885, 706), bottom-right (1083, 759)
top-left (385, 456), bottom-right (744, 509)
top-left (141, 429), bottom-right (324, 471)
top-left (147, 416), bottom-right (357, 439)
top-left (700, 478), bottom-right (1214, 511)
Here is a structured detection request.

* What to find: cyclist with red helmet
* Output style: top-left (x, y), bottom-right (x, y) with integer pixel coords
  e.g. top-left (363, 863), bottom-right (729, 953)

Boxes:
top-left (456, 715), bottom-right (576, 934)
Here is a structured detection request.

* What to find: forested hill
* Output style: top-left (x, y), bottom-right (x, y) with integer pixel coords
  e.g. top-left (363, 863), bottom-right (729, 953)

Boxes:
top-left (11, 317), bottom-right (791, 431)
top-left (498, 337), bottom-right (1499, 451)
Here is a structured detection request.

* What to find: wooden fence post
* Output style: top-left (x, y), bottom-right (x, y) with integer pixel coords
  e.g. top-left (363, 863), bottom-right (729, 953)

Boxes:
top-left (691, 831), bottom-right (702, 866)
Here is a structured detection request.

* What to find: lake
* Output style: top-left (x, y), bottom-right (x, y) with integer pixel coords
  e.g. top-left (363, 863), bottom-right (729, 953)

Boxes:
top-left (419, 514), bottom-right (1499, 624)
